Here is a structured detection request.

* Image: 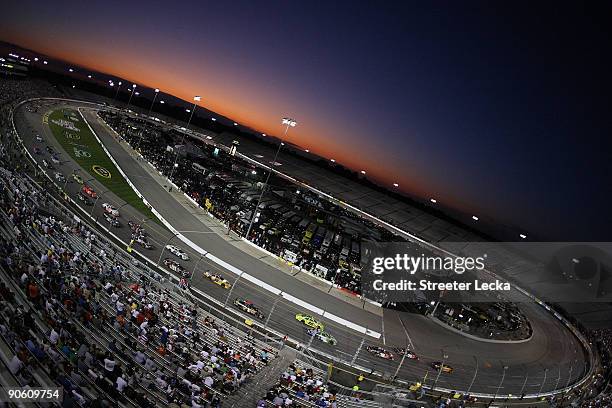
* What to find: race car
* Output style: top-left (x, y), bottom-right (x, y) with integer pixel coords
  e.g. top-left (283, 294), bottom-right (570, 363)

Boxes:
top-left (431, 362), bottom-right (454, 374)
top-left (35, 135), bottom-right (43, 142)
top-left (51, 155), bottom-right (61, 165)
top-left (307, 328), bottom-right (337, 346)
top-left (103, 214), bottom-right (120, 228)
top-left (77, 193), bottom-right (92, 205)
top-left (81, 185), bottom-right (97, 198)
top-left (163, 258), bottom-right (185, 273)
top-left (366, 346), bottom-right (394, 360)
top-left (54, 172), bottom-right (66, 183)
top-left (135, 236), bottom-right (153, 250)
top-left (203, 270), bottom-right (231, 289)
top-left (101, 203), bottom-right (120, 217)
top-left (233, 298), bottom-right (264, 319)
top-left (165, 244), bottom-right (189, 261)
top-left (393, 347), bottom-right (419, 360)
top-left (128, 221), bottom-right (146, 236)
top-left (72, 173), bottom-right (83, 184)
top-left (295, 313), bottom-right (325, 331)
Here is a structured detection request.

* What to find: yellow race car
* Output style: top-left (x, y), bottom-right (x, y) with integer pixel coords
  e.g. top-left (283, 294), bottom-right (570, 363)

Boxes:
top-left (295, 313), bottom-right (324, 330)
top-left (203, 270), bottom-right (232, 289)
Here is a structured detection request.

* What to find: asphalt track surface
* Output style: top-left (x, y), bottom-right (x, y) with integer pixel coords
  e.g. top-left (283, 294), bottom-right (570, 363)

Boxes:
top-left (12, 98), bottom-right (590, 397)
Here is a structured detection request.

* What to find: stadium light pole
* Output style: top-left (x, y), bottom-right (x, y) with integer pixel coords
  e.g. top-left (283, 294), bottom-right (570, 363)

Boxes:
top-left (126, 84), bottom-right (137, 110)
top-left (148, 88), bottom-right (160, 116)
top-left (167, 96), bottom-right (200, 191)
top-left (113, 81), bottom-right (122, 101)
top-left (245, 117), bottom-right (296, 240)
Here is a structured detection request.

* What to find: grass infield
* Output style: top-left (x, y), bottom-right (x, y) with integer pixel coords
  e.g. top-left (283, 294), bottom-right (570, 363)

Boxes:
top-left (47, 108), bottom-right (160, 224)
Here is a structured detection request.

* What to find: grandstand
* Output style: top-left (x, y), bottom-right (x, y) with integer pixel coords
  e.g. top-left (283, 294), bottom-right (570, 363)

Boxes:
top-left (1, 76), bottom-right (610, 408)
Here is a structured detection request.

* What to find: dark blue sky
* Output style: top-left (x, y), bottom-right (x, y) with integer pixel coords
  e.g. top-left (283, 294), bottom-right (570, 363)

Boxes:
top-left (2, 1), bottom-right (611, 240)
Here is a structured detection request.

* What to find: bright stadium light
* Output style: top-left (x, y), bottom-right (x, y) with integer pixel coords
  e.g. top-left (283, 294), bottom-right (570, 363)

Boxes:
top-left (430, 198), bottom-right (437, 203)
top-left (186, 109), bottom-right (191, 113)
top-left (360, 170), bottom-right (366, 175)
top-left (127, 84), bottom-right (137, 109)
top-left (305, 149), bottom-right (309, 153)
top-left (393, 183), bottom-right (399, 187)
top-left (330, 159), bottom-right (335, 163)
top-left (282, 117), bottom-right (297, 127)
top-left (211, 117), bottom-right (216, 121)
top-left (472, 215), bottom-right (479, 221)
top-left (148, 88), bottom-right (161, 116)
top-left (118, 81), bottom-right (122, 85)
top-left (135, 92), bottom-right (140, 95)
top-left (87, 75), bottom-right (92, 79)
top-left (520, 233), bottom-right (527, 239)
top-left (68, 68), bottom-right (74, 72)
top-left (246, 116), bottom-right (297, 239)
top-left (194, 95), bottom-right (201, 101)
top-left (34, 57), bottom-right (38, 61)
top-left (160, 100), bottom-right (165, 104)
top-left (234, 122), bottom-right (238, 126)
top-left (43, 60), bottom-right (48, 64)
top-left (262, 133), bottom-right (266, 136)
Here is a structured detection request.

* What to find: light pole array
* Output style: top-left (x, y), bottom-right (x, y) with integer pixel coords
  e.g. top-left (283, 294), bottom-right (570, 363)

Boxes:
top-left (167, 96), bottom-right (200, 191)
top-left (245, 117), bottom-right (296, 239)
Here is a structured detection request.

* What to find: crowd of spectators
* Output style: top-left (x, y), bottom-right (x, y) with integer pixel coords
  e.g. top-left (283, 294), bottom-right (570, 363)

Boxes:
top-left (0, 100), bottom-right (276, 406)
top-left (574, 329), bottom-right (612, 407)
top-left (262, 361), bottom-right (337, 407)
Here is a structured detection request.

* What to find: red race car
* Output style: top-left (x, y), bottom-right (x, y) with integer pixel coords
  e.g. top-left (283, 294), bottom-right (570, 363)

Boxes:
top-left (81, 185), bottom-right (97, 199)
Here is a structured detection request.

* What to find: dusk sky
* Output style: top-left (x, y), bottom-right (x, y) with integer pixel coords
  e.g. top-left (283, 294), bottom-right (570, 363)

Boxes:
top-left (2, 1), bottom-right (611, 240)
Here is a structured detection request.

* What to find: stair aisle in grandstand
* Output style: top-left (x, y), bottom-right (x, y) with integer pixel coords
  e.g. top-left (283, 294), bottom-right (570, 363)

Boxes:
top-left (224, 347), bottom-right (297, 408)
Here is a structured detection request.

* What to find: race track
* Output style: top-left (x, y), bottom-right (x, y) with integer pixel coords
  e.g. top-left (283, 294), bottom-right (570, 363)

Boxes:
top-left (12, 98), bottom-right (591, 397)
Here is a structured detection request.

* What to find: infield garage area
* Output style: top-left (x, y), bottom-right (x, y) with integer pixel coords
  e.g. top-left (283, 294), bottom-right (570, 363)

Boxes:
top-left (46, 108), bottom-right (158, 222)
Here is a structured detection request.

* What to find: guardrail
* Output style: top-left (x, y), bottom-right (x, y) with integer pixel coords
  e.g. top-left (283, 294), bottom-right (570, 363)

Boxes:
top-left (8, 96), bottom-right (597, 401)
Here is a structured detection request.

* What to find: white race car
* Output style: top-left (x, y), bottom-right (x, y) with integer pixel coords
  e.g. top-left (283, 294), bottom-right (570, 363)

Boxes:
top-left (101, 203), bottom-right (120, 217)
top-left (166, 244), bottom-right (189, 261)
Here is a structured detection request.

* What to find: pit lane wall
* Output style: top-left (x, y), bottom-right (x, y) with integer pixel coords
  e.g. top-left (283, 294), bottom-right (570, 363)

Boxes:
top-left (10, 97), bottom-right (596, 400)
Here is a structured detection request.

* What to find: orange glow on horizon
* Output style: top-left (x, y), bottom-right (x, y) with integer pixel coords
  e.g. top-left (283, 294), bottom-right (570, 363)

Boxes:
top-left (10, 35), bottom-right (434, 202)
